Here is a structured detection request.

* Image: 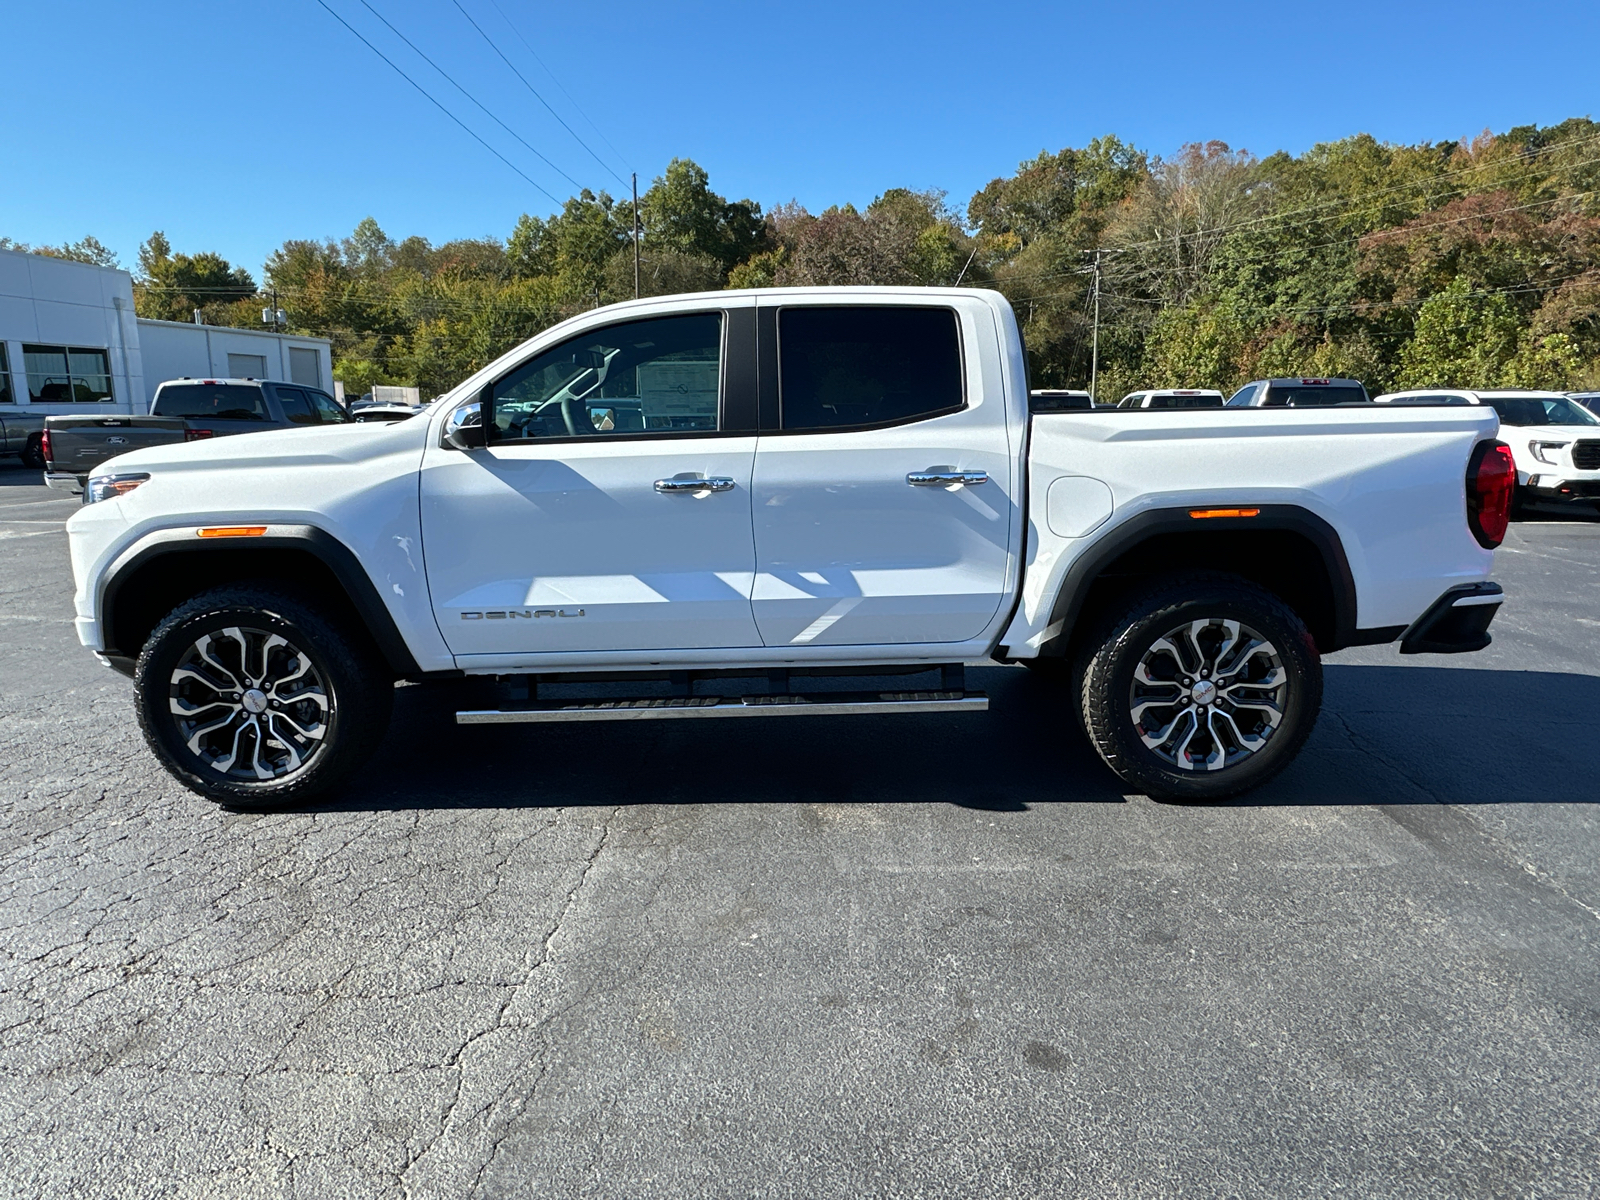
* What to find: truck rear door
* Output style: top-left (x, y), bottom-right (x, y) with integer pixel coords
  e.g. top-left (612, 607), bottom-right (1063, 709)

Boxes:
top-left (748, 301), bottom-right (1016, 647)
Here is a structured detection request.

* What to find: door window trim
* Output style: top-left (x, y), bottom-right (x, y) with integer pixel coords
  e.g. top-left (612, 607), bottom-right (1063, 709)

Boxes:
top-left (480, 307), bottom-right (755, 448)
top-left (756, 303), bottom-right (969, 436)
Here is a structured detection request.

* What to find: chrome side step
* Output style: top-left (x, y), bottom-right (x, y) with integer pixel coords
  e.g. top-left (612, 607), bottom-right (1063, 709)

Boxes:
top-left (456, 690), bottom-right (988, 725)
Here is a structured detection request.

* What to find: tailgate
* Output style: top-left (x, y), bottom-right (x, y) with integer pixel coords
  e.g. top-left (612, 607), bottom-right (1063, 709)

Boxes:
top-left (45, 416), bottom-right (188, 473)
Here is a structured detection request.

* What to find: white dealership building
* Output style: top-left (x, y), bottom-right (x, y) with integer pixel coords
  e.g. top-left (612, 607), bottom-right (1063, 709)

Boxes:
top-left (0, 247), bottom-right (332, 417)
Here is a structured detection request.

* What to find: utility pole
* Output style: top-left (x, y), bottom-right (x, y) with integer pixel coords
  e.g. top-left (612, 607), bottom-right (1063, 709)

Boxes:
top-left (632, 172), bottom-right (641, 300)
top-left (1090, 249), bottom-right (1102, 402)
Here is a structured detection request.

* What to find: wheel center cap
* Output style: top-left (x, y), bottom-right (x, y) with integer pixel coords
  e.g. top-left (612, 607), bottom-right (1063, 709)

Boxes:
top-left (1190, 679), bottom-right (1218, 707)
top-left (241, 688), bottom-right (269, 714)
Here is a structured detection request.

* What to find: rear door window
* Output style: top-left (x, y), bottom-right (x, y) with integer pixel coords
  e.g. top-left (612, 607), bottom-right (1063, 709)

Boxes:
top-left (777, 307), bottom-right (963, 431)
top-left (153, 383), bottom-right (268, 421)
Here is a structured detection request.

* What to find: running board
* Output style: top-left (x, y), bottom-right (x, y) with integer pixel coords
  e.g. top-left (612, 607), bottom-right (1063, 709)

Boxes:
top-left (456, 690), bottom-right (987, 725)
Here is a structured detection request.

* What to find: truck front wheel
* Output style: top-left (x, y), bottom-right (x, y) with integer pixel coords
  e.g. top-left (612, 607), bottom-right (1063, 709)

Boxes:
top-left (1078, 575), bottom-right (1322, 802)
top-left (134, 585), bottom-right (393, 809)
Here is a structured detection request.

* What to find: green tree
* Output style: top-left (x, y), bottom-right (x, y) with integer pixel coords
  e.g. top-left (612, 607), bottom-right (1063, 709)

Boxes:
top-left (640, 159), bottom-right (766, 278)
top-left (135, 231), bottom-right (257, 322)
top-left (1395, 278), bottom-right (1522, 388)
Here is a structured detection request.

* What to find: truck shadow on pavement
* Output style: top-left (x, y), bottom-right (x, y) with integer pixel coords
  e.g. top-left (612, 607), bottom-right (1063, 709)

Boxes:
top-left (323, 663), bottom-right (1600, 813)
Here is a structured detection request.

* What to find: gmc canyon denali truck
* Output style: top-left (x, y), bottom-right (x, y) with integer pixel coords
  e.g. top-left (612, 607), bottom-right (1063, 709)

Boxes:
top-left (44, 377), bottom-right (349, 493)
top-left (64, 288), bottom-right (1513, 809)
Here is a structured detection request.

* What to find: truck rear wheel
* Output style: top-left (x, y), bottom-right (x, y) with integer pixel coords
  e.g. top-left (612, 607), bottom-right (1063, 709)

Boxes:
top-left (1078, 574), bottom-right (1322, 802)
top-left (134, 585), bottom-right (393, 810)
top-left (21, 435), bottom-right (46, 471)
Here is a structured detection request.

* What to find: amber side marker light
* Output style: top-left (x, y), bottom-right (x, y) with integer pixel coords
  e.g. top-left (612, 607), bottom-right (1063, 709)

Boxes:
top-left (196, 526), bottom-right (268, 538)
top-left (1189, 507), bottom-right (1261, 519)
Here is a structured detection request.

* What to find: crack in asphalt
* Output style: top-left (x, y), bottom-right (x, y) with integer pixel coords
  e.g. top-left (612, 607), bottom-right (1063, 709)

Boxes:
top-left (399, 807), bottom-right (617, 1200)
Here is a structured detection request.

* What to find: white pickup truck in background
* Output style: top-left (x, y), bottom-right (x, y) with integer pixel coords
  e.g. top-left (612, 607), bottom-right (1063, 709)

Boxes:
top-left (64, 287), bottom-right (1513, 809)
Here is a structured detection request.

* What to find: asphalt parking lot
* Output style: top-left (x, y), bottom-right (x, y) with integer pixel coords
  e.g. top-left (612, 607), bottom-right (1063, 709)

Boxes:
top-left (1, 462), bottom-right (1597, 1200)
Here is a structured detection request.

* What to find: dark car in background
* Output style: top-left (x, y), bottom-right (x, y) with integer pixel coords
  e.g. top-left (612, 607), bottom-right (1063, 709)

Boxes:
top-left (44, 378), bottom-right (348, 493)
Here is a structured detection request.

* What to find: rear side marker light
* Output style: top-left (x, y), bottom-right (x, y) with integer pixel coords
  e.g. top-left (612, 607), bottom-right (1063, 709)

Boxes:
top-left (1465, 440), bottom-right (1515, 548)
top-left (197, 526), bottom-right (267, 538)
top-left (1189, 508), bottom-right (1261, 519)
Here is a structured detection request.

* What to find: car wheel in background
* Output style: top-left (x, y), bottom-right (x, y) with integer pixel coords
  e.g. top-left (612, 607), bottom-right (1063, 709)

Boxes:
top-left (134, 585), bottom-right (393, 810)
top-left (1078, 574), bottom-right (1322, 802)
top-left (21, 435), bottom-right (46, 471)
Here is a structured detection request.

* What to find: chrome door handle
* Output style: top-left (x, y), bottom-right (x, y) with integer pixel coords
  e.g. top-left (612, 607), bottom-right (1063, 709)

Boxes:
top-left (655, 476), bottom-right (735, 493)
top-left (908, 470), bottom-right (988, 486)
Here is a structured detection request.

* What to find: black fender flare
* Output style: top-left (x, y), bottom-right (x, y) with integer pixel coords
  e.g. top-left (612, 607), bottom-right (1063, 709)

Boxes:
top-left (1040, 504), bottom-right (1393, 655)
top-left (98, 524), bottom-right (422, 677)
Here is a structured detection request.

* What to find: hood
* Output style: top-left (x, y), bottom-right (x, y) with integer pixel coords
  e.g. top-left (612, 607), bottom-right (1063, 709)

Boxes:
top-left (96, 415), bottom-right (432, 476)
top-left (1499, 423), bottom-right (1600, 440)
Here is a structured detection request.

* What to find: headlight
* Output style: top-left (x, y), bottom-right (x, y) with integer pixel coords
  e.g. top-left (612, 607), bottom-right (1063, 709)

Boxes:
top-left (1529, 440), bottom-right (1569, 465)
top-left (85, 472), bottom-right (150, 504)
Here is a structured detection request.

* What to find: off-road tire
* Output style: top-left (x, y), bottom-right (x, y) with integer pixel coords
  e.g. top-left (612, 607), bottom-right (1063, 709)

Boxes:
top-left (134, 584), bottom-right (393, 810)
top-left (1079, 573), bottom-right (1322, 802)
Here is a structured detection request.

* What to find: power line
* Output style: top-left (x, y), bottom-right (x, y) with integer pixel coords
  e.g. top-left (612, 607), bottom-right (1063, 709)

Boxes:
top-left (992, 169), bottom-right (1600, 291)
top-left (449, 0), bottom-right (631, 191)
top-left (354, 0), bottom-right (585, 192)
top-left (482, 0), bottom-right (634, 177)
top-left (986, 135), bottom-right (1600, 288)
top-left (310, 0), bottom-right (562, 205)
top-left (1002, 268), bottom-right (1600, 319)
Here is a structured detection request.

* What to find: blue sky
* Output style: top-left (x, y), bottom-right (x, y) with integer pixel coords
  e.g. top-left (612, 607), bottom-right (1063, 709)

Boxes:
top-left (4, 0), bottom-right (1596, 279)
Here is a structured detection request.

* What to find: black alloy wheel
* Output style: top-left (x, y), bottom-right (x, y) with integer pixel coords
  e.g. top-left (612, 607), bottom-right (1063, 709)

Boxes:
top-left (1078, 574), bottom-right (1322, 802)
top-left (134, 585), bottom-right (392, 809)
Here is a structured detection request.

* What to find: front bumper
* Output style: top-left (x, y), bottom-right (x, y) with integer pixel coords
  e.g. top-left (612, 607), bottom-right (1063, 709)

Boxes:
top-left (1522, 476), bottom-right (1600, 504)
top-left (1400, 582), bottom-right (1503, 654)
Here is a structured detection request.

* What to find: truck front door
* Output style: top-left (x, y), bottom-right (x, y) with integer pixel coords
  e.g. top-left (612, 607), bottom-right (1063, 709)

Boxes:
top-left (420, 305), bottom-right (763, 658)
top-left (749, 302), bottom-right (1016, 648)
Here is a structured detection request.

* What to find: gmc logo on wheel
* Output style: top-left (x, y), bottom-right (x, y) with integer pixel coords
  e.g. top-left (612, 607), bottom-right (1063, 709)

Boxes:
top-left (460, 609), bottom-right (585, 619)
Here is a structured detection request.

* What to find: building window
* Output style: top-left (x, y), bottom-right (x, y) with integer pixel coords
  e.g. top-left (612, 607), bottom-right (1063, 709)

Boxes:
top-left (227, 353), bottom-right (267, 380)
top-left (23, 345), bottom-right (113, 403)
top-left (0, 344), bottom-right (13, 404)
top-left (289, 347), bottom-right (320, 387)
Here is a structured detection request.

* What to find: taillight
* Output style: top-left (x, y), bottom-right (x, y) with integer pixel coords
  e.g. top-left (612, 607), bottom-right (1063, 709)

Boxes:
top-left (40, 429), bottom-right (52, 464)
top-left (184, 428), bottom-right (214, 441)
top-left (1466, 440), bottom-right (1515, 548)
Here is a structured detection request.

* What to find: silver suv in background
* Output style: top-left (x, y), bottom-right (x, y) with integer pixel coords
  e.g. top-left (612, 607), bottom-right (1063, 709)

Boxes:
top-left (1227, 378), bottom-right (1371, 407)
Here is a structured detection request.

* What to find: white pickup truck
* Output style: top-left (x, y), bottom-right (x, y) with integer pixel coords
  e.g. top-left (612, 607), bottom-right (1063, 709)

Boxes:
top-left (64, 287), bottom-right (1514, 809)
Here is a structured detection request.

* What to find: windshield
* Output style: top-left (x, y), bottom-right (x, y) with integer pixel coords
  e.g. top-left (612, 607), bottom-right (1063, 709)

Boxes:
top-left (152, 383), bottom-right (268, 421)
top-left (1263, 384), bottom-right (1368, 407)
top-left (1483, 396), bottom-right (1600, 427)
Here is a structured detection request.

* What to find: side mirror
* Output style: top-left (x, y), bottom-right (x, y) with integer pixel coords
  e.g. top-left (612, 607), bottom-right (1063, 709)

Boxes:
top-left (442, 399), bottom-right (487, 451)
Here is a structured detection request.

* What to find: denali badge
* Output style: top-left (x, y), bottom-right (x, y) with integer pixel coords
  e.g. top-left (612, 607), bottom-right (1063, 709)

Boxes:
top-left (460, 609), bottom-right (585, 620)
